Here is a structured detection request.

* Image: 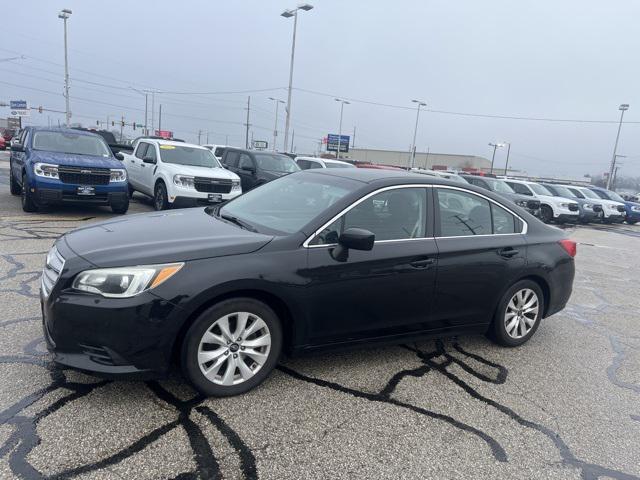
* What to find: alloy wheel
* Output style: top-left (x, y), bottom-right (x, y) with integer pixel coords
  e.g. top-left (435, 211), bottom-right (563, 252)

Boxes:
top-left (197, 312), bottom-right (272, 386)
top-left (154, 185), bottom-right (165, 210)
top-left (504, 288), bottom-right (539, 339)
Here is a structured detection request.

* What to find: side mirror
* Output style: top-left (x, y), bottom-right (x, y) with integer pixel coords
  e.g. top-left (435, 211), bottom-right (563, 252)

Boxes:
top-left (331, 228), bottom-right (375, 262)
top-left (115, 152), bottom-right (125, 161)
top-left (143, 156), bottom-right (156, 164)
top-left (10, 144), bottom-right (25, 152)
top-left (241, 165), bottom-right (256, 174)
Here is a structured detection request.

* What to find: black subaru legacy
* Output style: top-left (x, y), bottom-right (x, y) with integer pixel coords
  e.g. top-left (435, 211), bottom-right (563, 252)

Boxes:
top-left (41, 169), bottom-right (576, 396)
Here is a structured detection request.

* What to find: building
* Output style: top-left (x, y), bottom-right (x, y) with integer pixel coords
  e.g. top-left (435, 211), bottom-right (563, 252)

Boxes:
top-left (345, 147), bottom-right (491, 171)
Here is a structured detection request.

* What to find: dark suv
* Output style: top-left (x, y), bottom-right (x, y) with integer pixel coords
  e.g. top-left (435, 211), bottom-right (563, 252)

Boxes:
top-left (461, 175), bottom-right (540, 216)
top-left (221, 148), bottom-right (300, 192)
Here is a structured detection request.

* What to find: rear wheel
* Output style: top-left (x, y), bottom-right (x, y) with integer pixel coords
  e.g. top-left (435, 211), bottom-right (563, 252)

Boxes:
top-left (540, 205), bottom-right (553, 223)
top-left (21, 173), bottom-right (38, 212)
top-left (181, 298), bottom-right (282, 397)
top-left (154, 181), bottom-right (169, 210)
top-left (490, 280), bottom-right (544, 347)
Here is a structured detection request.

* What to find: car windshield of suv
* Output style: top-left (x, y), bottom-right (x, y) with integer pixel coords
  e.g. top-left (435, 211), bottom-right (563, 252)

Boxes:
top-left (485, 178), bottom-right (515, 194)
top-left (552, 185), bottom-right (575, 198)
top-left (579, 188), bottom-right (600, 200)
top-left (32, 131), bottom-right (111, 157)
top-left (603, 190), bottom-right (625, 202)
top-left (253, 153), bottom-right (300, 173)
top-left (218, 174), bottom-right (355, 234)
top-left (529, 183), bottom-right (553, 196)
top-left (159, 145), bottom-right (221, 168)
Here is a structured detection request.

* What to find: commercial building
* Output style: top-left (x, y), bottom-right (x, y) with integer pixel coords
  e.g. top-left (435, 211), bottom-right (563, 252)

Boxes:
top-left (346, 147), bottom-right (491, 171)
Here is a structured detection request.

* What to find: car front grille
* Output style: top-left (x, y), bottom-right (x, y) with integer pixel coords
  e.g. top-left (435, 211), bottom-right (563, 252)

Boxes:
top-left (41, 245), bottom-right (65, 298)
top-left (527, 200), bottom-right (541, 210)
top-left (617, 205), bottom-right (626, 213)
top-left (194, 177), bottom-right (232, 194)
top-left (58, 166), bottom-right (111, 185)
top-left (568, 204), bottom-right (579, 212)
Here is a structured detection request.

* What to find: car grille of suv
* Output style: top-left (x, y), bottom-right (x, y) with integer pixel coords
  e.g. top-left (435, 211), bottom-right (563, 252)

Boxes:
top-left (194, 177), bottom-right (232, 194)
top-left (569, 204), bottom-right (579, 212)
top-left (527, 200), bottom-right (541, 210)
top-left (59, 166), bottom-right (110, 185)
top-left (41, 245), bottom-right (65, 298)
top-left (617, 205), bottom-right (625, 213)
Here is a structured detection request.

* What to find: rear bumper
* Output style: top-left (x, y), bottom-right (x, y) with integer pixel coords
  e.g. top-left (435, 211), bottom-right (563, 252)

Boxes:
top-left (545, 258), bottom-right (575, 317)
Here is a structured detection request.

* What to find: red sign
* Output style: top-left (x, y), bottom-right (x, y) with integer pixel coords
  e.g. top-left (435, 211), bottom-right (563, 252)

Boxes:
top-left (155, 130), bottom-right (173, 139)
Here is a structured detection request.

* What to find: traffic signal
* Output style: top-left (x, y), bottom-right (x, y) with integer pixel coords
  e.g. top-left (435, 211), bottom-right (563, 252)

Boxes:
top-left (96, 120), bottom-right (100, 126)
top-left (38, 106), bottom-right (43, 114)
top-left (132, 122), bottom-right (136, 130)
top-left (121, 120), bottom-right (125, 127)
top-left (111, 121), bottom-right (115, 126)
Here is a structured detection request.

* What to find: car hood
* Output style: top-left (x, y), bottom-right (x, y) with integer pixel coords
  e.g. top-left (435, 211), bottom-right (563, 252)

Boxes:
top-left (63, 208), bottom-right (273, 267)
top-left (536, 194), bottom-right (578, 205)
top-left (262, 170), bottom-right (291, 180)
top-left (161, 163), bottom-right (240, 181)
top-left (29, 150), bottom-right (122, 169)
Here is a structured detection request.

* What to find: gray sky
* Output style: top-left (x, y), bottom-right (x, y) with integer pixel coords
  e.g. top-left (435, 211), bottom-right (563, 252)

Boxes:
top-left (2, 0), bottom-right (640, 178)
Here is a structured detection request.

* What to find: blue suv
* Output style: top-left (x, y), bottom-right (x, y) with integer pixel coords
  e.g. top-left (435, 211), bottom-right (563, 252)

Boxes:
top-left (588, 186), bottom-right (640, 225)
top-left (9, 127), bottom-right (129, 214)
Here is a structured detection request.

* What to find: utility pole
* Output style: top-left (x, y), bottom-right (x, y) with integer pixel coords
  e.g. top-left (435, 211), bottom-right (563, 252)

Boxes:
top-left (503, 142), bottom-right (512, 175)
top-left (606, 104), bottom-right (629, 190)
top-left (352, 126), bottom-right (356, 149)
top-left (197, 130), bottom-right (202, 145)
top-left (335, 99), bottom-right (350, 159)
top-left (269, 97), bottom-right (285, 151)
top-left (409, 100), bottom-right (427, 169)
top-left (488, 142), bottom-right (504, 174)
top-left (291, 129), bottom-right (295, 153)
top-left (144, 93), bottom-right (148, 135)
top-left (151, 92), bottom-right (155, 134)
top-left (206, 131), bottom-right (209, 144)
top-left (158, 104), bottom-right (162, 131)
top-left (58, 9), bottom-right (72, 127)
top-left (225, 134), bottom-right (229, 145)
top-left (424, 146), bottom-right (430, 169)
top-left (244, 96), bottom-right (251, 149)
top-left (120, 115), bottom-right (124, 142)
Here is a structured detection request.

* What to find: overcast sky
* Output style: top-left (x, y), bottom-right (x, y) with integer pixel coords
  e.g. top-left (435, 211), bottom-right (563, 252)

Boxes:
top-left (2, 0), bottom-right (640, 178)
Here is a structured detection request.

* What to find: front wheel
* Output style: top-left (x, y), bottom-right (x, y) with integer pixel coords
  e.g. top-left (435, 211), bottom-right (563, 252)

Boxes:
top-left (626, 219), bottom-right (637, 225)
top-left (9, 166), bottom-right (21, 195)
top-left (489, 280), bottom-right (544, 347)
top-left (111, 197), bottom-right (129, 214)
top-left (539, 205), bottom-right (553, 223)
top-left (154, 181), bottom-right (169, 211)
top-left (181, 298), bottom-right (282, 397)
top-left (21, 173), bottom-right (38, 212)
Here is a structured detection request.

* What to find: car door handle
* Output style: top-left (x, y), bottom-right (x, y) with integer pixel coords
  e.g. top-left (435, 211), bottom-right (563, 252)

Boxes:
top-left (410, 258), bottom-right (435, 269)
top-left (497, 247), bottom-right (519, 258)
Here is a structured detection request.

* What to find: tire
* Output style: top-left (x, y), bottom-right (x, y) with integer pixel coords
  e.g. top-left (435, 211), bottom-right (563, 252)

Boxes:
top-left (540, 205), bottom-right (553, 223)
top-left (153, 181), bottom-right (169, 211)
top-left (626, 219), bottom-right (637, 225)
top-left (21, 173), bottom-right (38, 212)
top-left (181, 298), bottom-right (283, 397)
top-left (111, 197), bottom-right (129, 214)
top-left (128, 184), bottom-right (134, 199)
top-left (489, 280), bottom-right (545, 347)
top-left (9, 165), bottom-right (21, 195)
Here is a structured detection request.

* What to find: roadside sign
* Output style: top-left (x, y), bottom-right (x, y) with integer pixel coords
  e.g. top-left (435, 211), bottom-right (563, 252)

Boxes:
top-left (326, 134), bottom-right (350, 153)
top-left (155, 130), bottom-right (173, 139)
top-left (7, 117), bottom-right (21, 130)
top-left (252, 140), bottom-right (268, 150)
top-left (9, 100), bottom-right (30, 117)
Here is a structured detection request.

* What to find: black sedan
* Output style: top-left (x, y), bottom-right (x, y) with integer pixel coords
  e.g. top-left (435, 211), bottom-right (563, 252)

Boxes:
top-left (41, 169), bottom-right (576, 396)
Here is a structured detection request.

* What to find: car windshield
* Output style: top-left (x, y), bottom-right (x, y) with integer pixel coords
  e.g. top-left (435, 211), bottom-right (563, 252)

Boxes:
top-left (579, 188), bottom-right (600, 200)
top-left (218, 174), bottom-right (356, 234)
top-left (325, 162), bottom-right (354, 169)
top-left (604, 190), bottom-right (625, 202)
top-left (485, 178), bottom-right (515, 193)
top-left (254, 153), bottom-right (300, 173)
top-left (32, 131), bottom-right (111, 157)
top-left (159, 145), bottom-right (221, 168)
top-left (529, 183), bottom-right (553, 196)
top-left (552, 185), bottom-right (575, 197)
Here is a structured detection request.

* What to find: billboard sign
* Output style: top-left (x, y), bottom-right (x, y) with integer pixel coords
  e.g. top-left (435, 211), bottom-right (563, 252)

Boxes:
top-left (10, 100), bottom-right (29, 117)
top-left (252, 140), bottom-right (268, 150)
top-left (7, 117), bottom-right (21, 130)
top-left (326, 134), bottom-right (350, 153)
top-left (155, 130), bottom-right (173, 139)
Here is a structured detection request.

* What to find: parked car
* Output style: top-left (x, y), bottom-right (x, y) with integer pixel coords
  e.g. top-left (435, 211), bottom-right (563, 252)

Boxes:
top-left (41, 169), bottom-right (576, 396)
top-left (296, 156), bottom-right (355, 170)
top-left (202, 144), bottom-right (230, 162)
top-left (462, 175), bottom-right (540, 216)
top-left (587, 186), bottom-right (640, 225)
top-left (412, 169), bottom-right (468, 184)
top-left (354, 163), bottom-right (405, 171)
top-left (503, 179), bottom-right (579, 223)
top-left (221, 148), bottom-right (300, 192)
top-left (73, 128), bottom-right (134, 157)
top-left (541, 184), bottom-right (601, 224)
top-left (565, 186), bottom-right (625, 224)
top-left (9, 127), bottom-right (129, 214)
top-left (0, 136), bottom-right (6, 151)
top-left (122, 139), bottom-right (241, 210)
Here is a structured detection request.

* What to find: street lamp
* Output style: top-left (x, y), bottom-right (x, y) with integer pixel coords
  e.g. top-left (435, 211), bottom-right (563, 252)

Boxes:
top-left (488, 142), bottom-right (505, 174)
top-left (606, 103), bottom-right (629, 190)
top-left (58, 9), bottom-right (72, 127)
top-left (409, 100), bottom-right (427, 169)
top-left (268, 97), bottom-right (286, 151)
top-left (281, 3), bottom-right (314, 152)
top-left (335, 98), bottom-right (350, 159)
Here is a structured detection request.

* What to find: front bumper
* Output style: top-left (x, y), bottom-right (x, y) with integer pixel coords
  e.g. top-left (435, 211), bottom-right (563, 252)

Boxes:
top-left (168, 186), bottom-right (242, 207)
top-left (30, 177), bottom-right (129, 206)
top-left (578, 209), bottom-right (599, 222)
top-left (554, 213), bottom-right (579, 223)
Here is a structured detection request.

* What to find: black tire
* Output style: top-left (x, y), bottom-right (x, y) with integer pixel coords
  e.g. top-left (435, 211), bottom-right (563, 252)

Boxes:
top-left (489, 279), bottom-right (545, 347)
top-left (153, 181), bottom-right (169, 211)
top-left (626, 219), bottom-right (637, 225)
top-left (111, 197), bottom-right (129, 214)
top-left (21, 173), bottom-right (38, 212)
top-left (181, 298), bottom-right (283, 397)
top-left (9, 165), bottom-right (21, 195)
top-left (128, 184), bottom-right (135, 199)
top-left (540, 205), bottom-right (553, 223)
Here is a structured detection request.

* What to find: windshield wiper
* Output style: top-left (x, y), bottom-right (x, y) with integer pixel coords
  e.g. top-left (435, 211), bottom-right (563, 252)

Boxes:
top-left (220, 212), bottom-right (258, 232)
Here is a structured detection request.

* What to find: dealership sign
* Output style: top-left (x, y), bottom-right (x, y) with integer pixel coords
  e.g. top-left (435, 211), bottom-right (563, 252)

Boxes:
top-left (326, 134), bottom-right (350, 153)
top-left (155, 130), bottom-right (173, 139)
top-left (10, 100), bottom-right (29, 117)
top-left (252, 140), bottom-right (268, 150)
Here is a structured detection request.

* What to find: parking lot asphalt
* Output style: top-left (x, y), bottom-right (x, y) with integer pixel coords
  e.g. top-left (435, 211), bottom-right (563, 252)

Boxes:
top-left (0, 151), bottom-right (638, 480)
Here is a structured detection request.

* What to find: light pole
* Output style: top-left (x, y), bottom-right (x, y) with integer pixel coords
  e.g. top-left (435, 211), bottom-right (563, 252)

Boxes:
top-left (488, 142), bottom-right (504, 174)
top-left (281, 3), bottom-right (314, 153)
top-left (269, 97), bottom-right (285, 151)
top-left (503, 142), bottom-right (511, 175)
top-left (611, 154), bottom-right (626, 189)
top-left (409, 100), bottom-right (427, 169)
top-left (606, 104), bottom-right (629, 190)
top-left (335, 98), bottom-right (350, 159)
top-left (58, 9), bottom-right (72, 127)
top-left (129, 87), bottom-right (149, 135)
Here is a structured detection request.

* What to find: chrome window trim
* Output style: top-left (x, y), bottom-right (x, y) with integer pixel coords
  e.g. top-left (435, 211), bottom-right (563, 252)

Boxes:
top-left (303, 183), bottom-right (528, 248)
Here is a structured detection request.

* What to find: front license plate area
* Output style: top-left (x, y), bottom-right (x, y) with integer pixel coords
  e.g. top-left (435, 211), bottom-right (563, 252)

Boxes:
top-left (77, 186), bottom-right (95, 196)
top-left (208, 193), bottom-right (222, 203)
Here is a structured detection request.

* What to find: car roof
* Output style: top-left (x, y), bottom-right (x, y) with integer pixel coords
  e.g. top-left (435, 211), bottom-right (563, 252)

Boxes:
top-left (299, 166), bottom-right (462, 186)
top-left (28, 126), bottom-right (99, 138)
top-left (145, 139), bottom-right (206, 149)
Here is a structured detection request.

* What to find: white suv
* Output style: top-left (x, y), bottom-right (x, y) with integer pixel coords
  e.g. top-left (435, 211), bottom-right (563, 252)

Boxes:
top-left (504, 179), bottom-right (579, 223)
top-left (124, 139), bottom-right (241, 210)
top-left (566, 186), bottom-right (625, 223)
top-left (295, 156), bottom-right (355, 169)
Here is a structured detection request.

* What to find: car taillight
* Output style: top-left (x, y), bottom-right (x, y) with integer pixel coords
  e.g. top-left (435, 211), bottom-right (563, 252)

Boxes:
top-left (558, 239), bottom-right (577, 257)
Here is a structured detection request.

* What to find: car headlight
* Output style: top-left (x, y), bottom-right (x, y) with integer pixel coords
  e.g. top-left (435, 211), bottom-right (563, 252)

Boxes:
top-left (515, 200), bottom-right (527, 207)
top-left (559, 202), bottom-right (570, 208)
top-left (34, 162), bottom-right (59, 179)
top-left (631, 206), bottom-right (640, 212)
top-left (174, 175), bottom-right (195, 189)
top-left (232, 180), bottom-right (241, 191)
top-left (109, 168), bottom-right (127, 183)
top-left (72, 263), bottom-right (183, 298)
